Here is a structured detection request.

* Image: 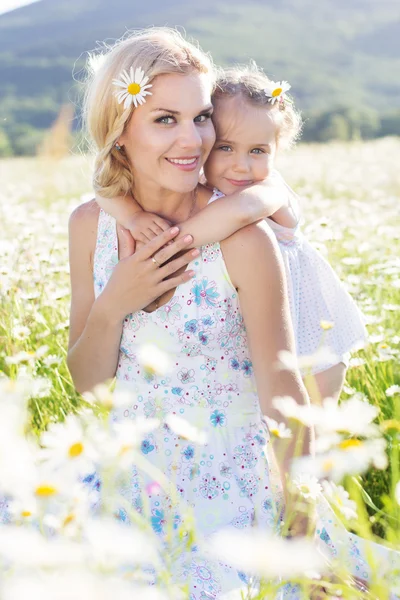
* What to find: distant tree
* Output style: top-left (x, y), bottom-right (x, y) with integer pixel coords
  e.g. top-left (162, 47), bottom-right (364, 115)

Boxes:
top-left (10, 124), bottom-right (46, 156)
top-left (339, 107), bottom-right (380, 140)
top-left (318, 113), bottom-right (350, 142)
top-left (38, 104), bottom-right (74, 159)
top-left (379, 111), bottom-right (400, 137)
top-left (0, 129), bottom-right (12, 157)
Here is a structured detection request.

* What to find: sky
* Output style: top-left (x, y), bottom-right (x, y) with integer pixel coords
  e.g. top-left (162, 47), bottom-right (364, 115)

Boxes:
top-left (0, 0), bottom-right (40, 15)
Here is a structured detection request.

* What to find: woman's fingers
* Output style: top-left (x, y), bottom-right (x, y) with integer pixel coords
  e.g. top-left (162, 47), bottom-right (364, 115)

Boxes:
top-left (140, 227), bottom-right (180, 259)
top-left (158, 268), bottom-right (196, 294)
top-left (159, 248), bottom-right (199, 278)
top-left (151, 234), bottom-right (194, 267)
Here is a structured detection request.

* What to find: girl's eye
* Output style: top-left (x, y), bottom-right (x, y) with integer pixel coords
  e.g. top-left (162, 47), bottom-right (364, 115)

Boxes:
top-left (194, 112), bottom-right (212, 123)
top-left (251, 148), bottom-right (265, 154)
top-left (217, 145), bottom-right (232, 152)
top-left (155, 116), bottom-right (175, 125)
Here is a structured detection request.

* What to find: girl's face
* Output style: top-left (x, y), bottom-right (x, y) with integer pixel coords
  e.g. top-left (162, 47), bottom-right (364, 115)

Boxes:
top-left (119, 72), bottom-right (216, 194)
top-left (204, 95), bottom-right (277, 196)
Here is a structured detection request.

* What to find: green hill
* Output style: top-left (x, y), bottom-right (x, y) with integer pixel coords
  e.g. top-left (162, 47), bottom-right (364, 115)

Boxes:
top-left (0, 0), bottom-right (399, 154)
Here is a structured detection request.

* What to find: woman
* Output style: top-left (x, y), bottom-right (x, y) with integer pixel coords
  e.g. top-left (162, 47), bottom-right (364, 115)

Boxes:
top-left (68, 27), bottom-right (313, 598)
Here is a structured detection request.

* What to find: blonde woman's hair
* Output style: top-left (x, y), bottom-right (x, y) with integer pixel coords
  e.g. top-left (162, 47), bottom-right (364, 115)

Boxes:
top-left (83, 27), bottom-right (215, 198)
top-left (213, 62), bottom-right (302, 150)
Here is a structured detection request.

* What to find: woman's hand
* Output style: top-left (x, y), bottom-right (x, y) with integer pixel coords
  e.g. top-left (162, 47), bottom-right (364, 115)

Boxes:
top-left (97, 226), bottom-right (199, 323)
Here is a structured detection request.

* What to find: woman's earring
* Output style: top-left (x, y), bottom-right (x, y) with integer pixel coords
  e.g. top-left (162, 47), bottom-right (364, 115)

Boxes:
top-left (115, 142), bottom-right (122, 151)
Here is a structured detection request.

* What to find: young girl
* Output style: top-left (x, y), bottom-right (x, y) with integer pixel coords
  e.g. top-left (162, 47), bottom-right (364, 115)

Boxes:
top-left (96, 64), bottom-right (367, 405)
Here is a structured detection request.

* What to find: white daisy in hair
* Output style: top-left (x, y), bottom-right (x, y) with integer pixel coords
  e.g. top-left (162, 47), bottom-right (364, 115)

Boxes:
top-left (264, 80), bottom-right (291, 104)
top-left (113, 66), bottom-right (153, 109)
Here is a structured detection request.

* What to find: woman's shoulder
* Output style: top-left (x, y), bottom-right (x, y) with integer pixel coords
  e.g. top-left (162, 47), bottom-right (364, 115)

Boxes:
top-left (68, 199), bottom-right (101, 268)
top-left (69, 198), bottom-right (100, 228)
top-left (220, 221), bottom-right (282, 288)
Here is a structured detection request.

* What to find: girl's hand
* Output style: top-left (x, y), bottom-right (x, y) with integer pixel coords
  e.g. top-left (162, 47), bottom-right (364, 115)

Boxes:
top-left (125, 211), bottom-right (171, 244)
top-left (97, 227), bottom-right (199, 323)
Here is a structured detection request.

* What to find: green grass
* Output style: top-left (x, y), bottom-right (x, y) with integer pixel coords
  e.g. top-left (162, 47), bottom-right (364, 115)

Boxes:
top-left (0, 139), bottom-right (399, 541)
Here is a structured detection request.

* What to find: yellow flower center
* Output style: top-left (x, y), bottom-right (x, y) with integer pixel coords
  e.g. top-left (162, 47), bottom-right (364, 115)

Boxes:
top-left (339, 439), bottom-right (362, 451)
top-left (35, 484), bottom-right (57, 497)
top-left (63, 513), bottom-right (75, 527)
top-left (322, 459), bottom-right (334, 472)
top-left (272, 87), bottom-right (283, 97)
top-left (128, 82), bottom-right (141, 96)
top-left (119, 444), bottom-right (132, 456)
top-left (21, 510), bottom-right (32, 517)
top-left (69, 442), bottom-right (84, 458)
top-left (270, 428), bottom-right (280, 437)
top-left (320, 320), bottom-right (334, 330)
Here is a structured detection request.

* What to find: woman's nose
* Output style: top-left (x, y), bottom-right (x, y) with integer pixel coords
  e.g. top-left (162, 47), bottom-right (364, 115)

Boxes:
top-left (177, 122), bottom-right (202, 150)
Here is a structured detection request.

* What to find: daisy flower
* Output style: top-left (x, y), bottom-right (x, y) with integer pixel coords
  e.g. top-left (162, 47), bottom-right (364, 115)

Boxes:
top-left (291, 473), bottom-right (322, 500)
top-left (208, 529), bottom-right (325, 579)
top-left (264, 80), bottom-right (291, 105)
top-left (386, 385), bottom-right (400, 397)
top-left (264, 416), bottom-right (292, 439)
top-left (113, 66), bottom-right (153, 109)
top-left (39, 414), bottom-right (98, 477)
top-left (321, 480), bottom-right (358, 520)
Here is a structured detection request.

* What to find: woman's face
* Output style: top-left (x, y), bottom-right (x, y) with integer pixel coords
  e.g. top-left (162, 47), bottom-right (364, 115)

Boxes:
top-left (119, 72), bottom-right (216, 194)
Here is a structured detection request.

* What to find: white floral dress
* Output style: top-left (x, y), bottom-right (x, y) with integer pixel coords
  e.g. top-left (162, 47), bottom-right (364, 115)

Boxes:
top-left (93, 193), bottom-right (294, 598)
top-left (264, 173), bottom-right (367, 374)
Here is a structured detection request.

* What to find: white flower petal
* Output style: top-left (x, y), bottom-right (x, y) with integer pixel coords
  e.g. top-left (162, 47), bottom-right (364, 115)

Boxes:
top-left (112, 79), bottom-right (128, 89)
top-left (123, 95), bottom-right (133, 110)
top-left (135, 67), bottom-right (144, 84)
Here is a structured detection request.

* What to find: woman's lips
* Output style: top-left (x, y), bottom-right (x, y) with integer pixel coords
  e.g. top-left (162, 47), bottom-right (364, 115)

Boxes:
top-left (165, 156), bottom-right (200, 171)
top-left (226, 178), bottom-right (254, 187)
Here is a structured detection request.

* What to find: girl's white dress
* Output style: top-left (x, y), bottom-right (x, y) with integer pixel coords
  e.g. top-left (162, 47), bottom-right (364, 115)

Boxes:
top-left (210, 179), bottom-right (367, 375)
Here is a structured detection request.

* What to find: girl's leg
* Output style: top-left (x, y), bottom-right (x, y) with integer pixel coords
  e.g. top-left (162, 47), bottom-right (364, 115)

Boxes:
top-left (303, 362), bottom-right (347, 405)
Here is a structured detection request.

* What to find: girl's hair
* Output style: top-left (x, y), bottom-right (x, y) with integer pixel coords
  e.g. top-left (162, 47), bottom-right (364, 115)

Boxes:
top-left (83, 27), bottom-right (215, 198)
top-left (213, 62), bottom-right (302, 150)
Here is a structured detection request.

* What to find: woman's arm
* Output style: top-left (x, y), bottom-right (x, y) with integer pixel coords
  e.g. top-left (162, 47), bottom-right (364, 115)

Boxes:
top-left (67, 201), bottom-right (198, 393)
top-left (221, 222), bottom-right (314, 491)
top-left (67, 201), bottom-right (124, 394)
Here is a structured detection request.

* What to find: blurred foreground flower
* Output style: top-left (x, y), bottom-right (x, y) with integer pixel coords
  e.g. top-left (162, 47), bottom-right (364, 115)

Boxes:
top-left (291, 473), bottom-right (322, 500)
top-left (292, 437), bottom-right (388, 482)
top-left (138, 343), bottom-right (172, 377)
top-left (208, 529), bottom-right (326, 579)
top-left (165, 414), bottom-right (208, 445)
top-left (321, 481), bottom-right (358, 521)
top-left (264, 416), bottom-right (292, 439)
top-left (276, 347), bottom-right (339, 372)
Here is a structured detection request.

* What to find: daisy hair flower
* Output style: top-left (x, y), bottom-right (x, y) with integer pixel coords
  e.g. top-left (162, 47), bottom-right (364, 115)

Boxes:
top-left (112, 66), bottom-right (153, 109)
top-left (264, 80), bottom-right (291, 105)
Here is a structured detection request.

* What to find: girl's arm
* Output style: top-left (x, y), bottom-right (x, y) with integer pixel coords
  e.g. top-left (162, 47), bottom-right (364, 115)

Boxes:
top-left (95, 175), bottom-right (293, 247)
top-left (221, 221), bottom-right (314, 502)
top-left (177, 178), bottom-right (292, 245)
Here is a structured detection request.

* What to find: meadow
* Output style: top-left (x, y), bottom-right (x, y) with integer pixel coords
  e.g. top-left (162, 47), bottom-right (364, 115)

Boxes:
top-left (0, 138), bottom-right (399, 598)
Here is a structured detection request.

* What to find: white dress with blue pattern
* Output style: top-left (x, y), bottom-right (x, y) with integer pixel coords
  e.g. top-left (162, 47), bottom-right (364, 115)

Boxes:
top-left (93, 192), bottom-right (291, 598)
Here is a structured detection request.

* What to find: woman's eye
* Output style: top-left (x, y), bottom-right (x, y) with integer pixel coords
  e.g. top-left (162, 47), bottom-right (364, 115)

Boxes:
top-left (156, 116), bottom-right (175, 125)
top-left (194, 112), bottom-right (212, 123)
top-left (251, 148), bottom-right (264, 154)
